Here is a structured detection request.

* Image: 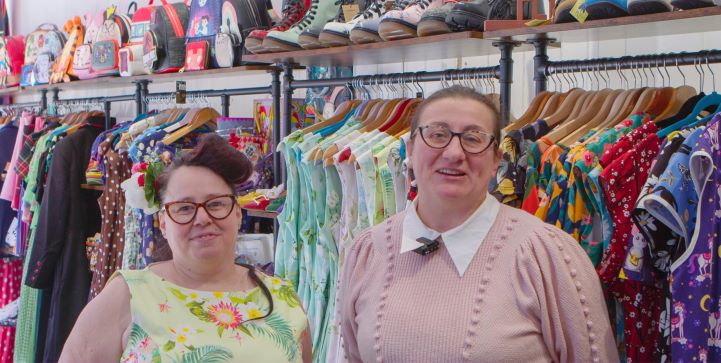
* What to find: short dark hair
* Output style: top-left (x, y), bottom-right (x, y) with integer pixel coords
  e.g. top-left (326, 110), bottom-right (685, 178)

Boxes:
top-left (411, 85), bottom-right (501, 143)
top-left (156, 133), bottom-right (253, 202)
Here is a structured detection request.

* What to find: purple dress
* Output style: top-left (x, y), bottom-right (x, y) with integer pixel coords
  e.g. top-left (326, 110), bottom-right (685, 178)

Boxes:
top-left (671, 114), bottom-right (721, 363)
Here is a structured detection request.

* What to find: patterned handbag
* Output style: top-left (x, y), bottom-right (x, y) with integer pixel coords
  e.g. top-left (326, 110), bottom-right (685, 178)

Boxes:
top-left (120, 0), bottom-right (162, 77)
top-left (71, 11), bottom-right (104, 80)
top-left (22, 23), bottom-right (66, 86)
top-left (184, 0), bottom-right (222, 70)
top-left (92, 5), bottom-right (132, 77)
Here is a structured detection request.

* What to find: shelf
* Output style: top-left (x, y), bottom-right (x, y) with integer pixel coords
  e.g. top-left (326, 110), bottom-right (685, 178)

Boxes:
top-left (80, 184), bottom-right (105, 191)
top-left (484, 7), bottom-right (721, 43)
top-left (242, 208), bottom-right (279, 219)
top-left (243, 31), bottom-right (527, 67)
top-left (0, 65), bottom-right (276, 96)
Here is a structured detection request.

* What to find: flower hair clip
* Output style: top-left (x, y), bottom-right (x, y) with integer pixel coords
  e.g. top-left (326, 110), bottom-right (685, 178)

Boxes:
top-left (121, 161), bottom-right (166, 214)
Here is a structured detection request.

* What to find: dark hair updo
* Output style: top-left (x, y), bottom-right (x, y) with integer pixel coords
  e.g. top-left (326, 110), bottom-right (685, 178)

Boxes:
top-left (156, 133), bottom-right (253, 202)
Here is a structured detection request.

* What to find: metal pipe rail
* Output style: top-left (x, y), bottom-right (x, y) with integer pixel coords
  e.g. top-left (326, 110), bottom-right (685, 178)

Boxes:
top-left (544, 50), bottom-right (721, 75)
top-left (288, 67), bottom-right (500, 90)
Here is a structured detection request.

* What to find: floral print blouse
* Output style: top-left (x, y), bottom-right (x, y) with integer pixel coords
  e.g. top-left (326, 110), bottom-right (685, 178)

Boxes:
top-left (116, 268), bottom-right (308, 363)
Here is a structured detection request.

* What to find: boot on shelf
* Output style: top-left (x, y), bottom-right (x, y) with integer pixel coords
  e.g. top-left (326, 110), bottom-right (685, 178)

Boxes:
top-left (263, 0), bottom-right (342, 51)
top-left (299, 0), bottom-right (358, 49)
top-left (318, 0), bottom-right (386, 47)
top-left (416, 0), bottom-right (461, 36)
top-left (378, 0), bottom-right (443, 41)
top-left (349, 0), bottom-right (412, 44)
top-left (245, 0), bottom-right (308, 54)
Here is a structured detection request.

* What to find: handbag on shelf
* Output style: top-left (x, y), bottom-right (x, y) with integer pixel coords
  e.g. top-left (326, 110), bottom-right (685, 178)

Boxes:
top-left (120, 0), bottom-right (162, 77)
top-left (92, 5), bottom-right (133, 77)
top-left (185, 0), bottom-right (222, 71)
top-left (72, 11), bottom-right (105, 80)
top-left (143, 2), bottom-right (189, 74)
top-left (22, 23), bottom-right (66, 86)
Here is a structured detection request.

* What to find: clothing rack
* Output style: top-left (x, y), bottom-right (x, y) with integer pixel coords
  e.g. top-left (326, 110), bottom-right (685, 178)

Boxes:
top-left (528, 38), bottom-right (721, 93)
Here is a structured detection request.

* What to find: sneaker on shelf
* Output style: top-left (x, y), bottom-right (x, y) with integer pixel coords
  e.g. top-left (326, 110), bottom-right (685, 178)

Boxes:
top-left (378, 0), bottom-right (443, 41)
top-left (263, 0), bottom-right (342, 51)
top-left (319, 0), bottom-right (387, 47)
top-left (246, 0), bottom-right (307, 54)
top-left (416, 0), bottom-right (460, 36)
top-left (349, 0), bottom-right (413, 44)
top-left (445, 0), bottom-right (491, 31)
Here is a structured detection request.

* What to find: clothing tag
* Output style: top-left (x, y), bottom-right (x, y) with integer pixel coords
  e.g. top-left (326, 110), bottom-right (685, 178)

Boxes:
top-left (176, 81), bottom-right (186, 104)
top-left (342, 4), bottom-right (360, 21)
top-left (570, 0), bottom-right (588, 23)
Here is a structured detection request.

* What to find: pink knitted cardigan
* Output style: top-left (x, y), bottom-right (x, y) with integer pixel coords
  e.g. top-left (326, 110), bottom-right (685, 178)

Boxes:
top-left (339, 204), bottom-right (619, 363)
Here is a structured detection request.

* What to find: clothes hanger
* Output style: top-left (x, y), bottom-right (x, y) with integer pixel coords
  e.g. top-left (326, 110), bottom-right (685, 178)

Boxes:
top-left (553, 87), bottom-right (613, 144)
top-left (162, 107), bottom-right (219, 145)
top-left (563, 89), bottom-right (621, 145)
top-left (544, 88), bottom-right (587, 128)
top-left (658, 56), bottom-right (721, 138)
top-left (504, 91), bottom-right (552, 132)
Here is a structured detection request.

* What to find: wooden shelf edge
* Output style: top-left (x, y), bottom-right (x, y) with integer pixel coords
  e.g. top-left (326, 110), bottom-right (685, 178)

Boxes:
top-left (484, 7), bottom-right (721, 39)
top-left (81, 184), bottom-right (105, 191)
top-left (243, 31), bottom-right (487, 64)
top-left (3, 64), bottom-right (278, 96)
top-left (242, 207), bottom-right (279, 219)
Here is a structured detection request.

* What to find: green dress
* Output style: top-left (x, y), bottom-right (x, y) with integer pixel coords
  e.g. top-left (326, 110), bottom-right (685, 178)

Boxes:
top-left (116, 268), bottom-right (308, 363)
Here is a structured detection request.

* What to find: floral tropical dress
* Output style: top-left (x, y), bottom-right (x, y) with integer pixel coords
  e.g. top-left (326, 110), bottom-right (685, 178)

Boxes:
top-left (115, 268), bottom-right (308, 363)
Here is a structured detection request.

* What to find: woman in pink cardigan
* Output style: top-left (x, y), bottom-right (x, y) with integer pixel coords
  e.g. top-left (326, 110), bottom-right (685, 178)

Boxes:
top-left (339, 86), bottom-right (619, 363)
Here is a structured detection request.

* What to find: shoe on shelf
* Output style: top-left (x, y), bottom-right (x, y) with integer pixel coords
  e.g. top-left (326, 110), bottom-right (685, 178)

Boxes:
top-left (299, 0), bottom-right (357, 49)
top-left (319, 0), bottom-right (387, 47)
top-left (378, 0), bottom-right (443, 41)
top-left (263, 0), bottom-right (342, 52)
top-left (445, 0), bottom-right (490, 31)
top-left (246, 0), bottom-right (307, 54)
top-left (416, 0), bottom-right (459, 37)
top-left (349, 0), bottom-right (412, 43)
top-left (627, 0), bottom-right (671, 15)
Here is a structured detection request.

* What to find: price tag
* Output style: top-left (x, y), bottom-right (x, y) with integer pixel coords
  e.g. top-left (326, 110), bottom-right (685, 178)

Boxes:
top-left (342, 4), bottom-right (360, 21)
top-left (176, 81), bottom-right (186, 104)
top-left (143, 48), bottom-right (157, 67)
top-left (570, 0), bottom-right (589, 23)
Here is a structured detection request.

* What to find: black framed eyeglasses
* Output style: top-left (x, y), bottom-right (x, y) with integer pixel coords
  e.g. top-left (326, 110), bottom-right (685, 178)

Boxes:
top-left (415, 124), bottom-right (496, 154)
top-left (163, 195), bottom-right (237, 225)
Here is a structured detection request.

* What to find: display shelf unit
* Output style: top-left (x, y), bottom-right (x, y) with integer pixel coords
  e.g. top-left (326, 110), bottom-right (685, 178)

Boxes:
top-left (484, 7), bottom-right (721, 42)
top-left (244, 31), bottom-right (529, 67)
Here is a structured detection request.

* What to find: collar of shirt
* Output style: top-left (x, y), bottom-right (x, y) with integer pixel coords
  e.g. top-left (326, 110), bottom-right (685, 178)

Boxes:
top-left (401, 194), bottom-right (501, 277)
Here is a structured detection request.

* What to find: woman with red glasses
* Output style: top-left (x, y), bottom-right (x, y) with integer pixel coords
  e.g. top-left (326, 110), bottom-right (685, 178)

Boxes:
top-left (339, 86), bottom-right (619, 363)
top-left (61, 134), bottom-right (311, 363)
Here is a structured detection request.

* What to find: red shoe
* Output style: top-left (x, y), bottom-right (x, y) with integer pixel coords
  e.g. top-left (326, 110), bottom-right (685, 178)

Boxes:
top-left (246, 0), bottom-right (307, 54)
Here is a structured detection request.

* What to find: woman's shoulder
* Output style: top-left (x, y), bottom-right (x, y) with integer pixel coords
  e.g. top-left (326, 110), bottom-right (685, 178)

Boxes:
top-left (500, 205), bottom-right (594, 268)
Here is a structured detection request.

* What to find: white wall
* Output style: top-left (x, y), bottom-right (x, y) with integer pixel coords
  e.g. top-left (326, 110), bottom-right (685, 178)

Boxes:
top-left (11, 0), bottom-right (721, 121)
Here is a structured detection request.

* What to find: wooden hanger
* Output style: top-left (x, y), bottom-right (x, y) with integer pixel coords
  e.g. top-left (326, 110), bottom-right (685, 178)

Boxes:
top-left (544, 89), bottom-right (586, 128)
top-left (656, 85), bottom-right (696, 121)
top-left (162, 108), bottom-right (220, 145)
top-left (565, 89), bottom-right (623, 145)
top-left (504, 91), bottom-right (552, 132)
top-left (549, 89), bottom-right (613, 144)
top-left (595, 88), bottom-right (644, 130)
